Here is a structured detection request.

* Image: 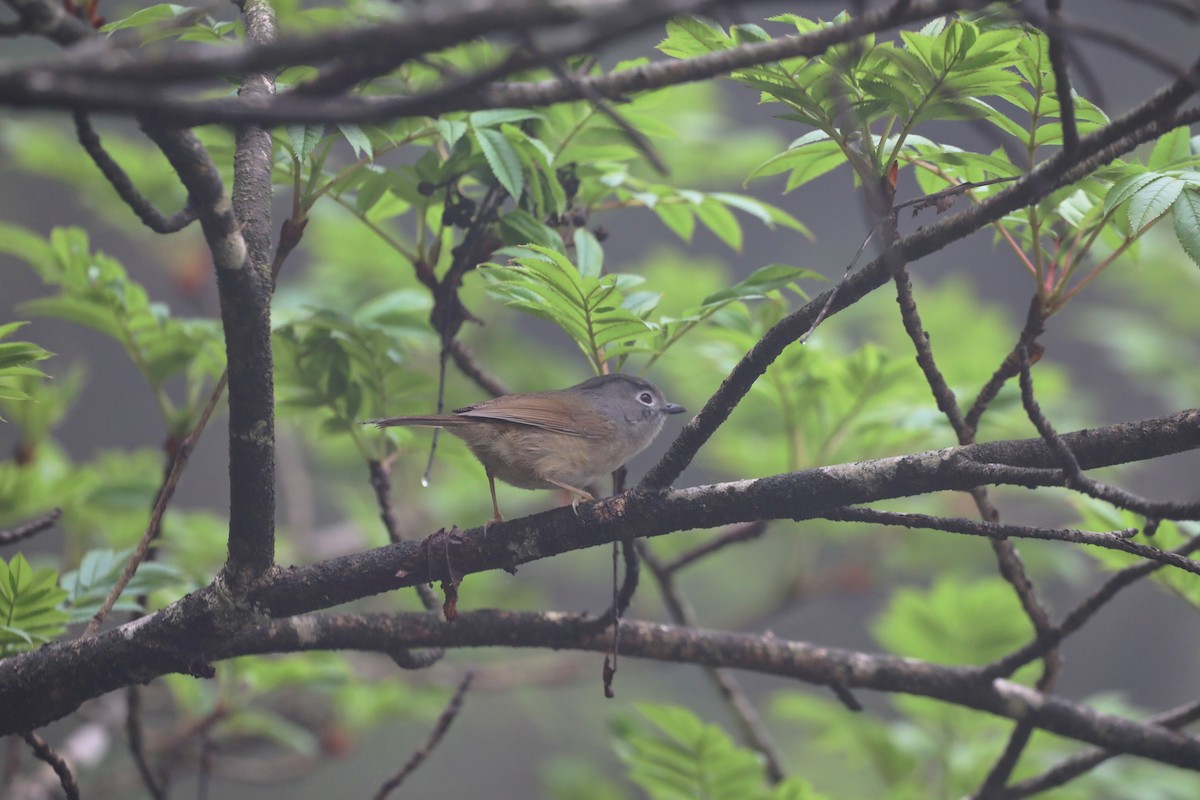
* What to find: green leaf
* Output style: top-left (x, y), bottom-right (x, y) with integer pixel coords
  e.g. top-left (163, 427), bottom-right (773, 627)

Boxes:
top-left (1127, 175), bottom-right (1185, 232)
top-left (354, 167), bottom-right (391, 214)
top-left (694, 198), bottom-right (743, 250)
top-left (479, 247), bottom-right (654, 371)
top-left (1149, 126), bottom-right (1191, 170)
top-left (702, 264), bottom-right (821, 305)
top-left (99, 3), bottom-right (192, 34)
top-left (0, 553), bottom-right (70, 657)
top-left (747, 135), bottom-right (846, 193)
top-left (0, 325), bottom-right (52, 387)
top-left (468, 109), bottom-right (544, 129)
top-left (616, 704), bottom-right (775, 800)
top-left (435, 119), bottom-right (468, 149)
top-left (19, 297), bottom-right (123, 339)
top-left (709, 193), bottom-right (812, 238)
top-left (658, 15), bottom-right (733, 59)
top-left (1173, 188), bottom-right (1200, 268)
top-left (337, 123), bottom-right (373, 159)
top-left (1103, 171), bottom-right (1159, 216)
top-left (286, 123), bottom-right (324, 162)
top-left (61, 548), bottom-right (185, 623)
top-left (220, 708), bottom-right (320, 756)
top-left (475, 127), bottom-right (524, 200)
top-left (652, 202), bottom-right (696, 241)
top-left (573, 229), bottom-right (604, 278)
top-left (498, 209), bottom-right (565, 252)
top-left (872, 576), bottom-right (1033, 664)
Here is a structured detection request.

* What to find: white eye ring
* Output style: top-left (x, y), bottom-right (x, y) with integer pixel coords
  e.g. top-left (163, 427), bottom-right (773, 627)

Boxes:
top-left (637, 392), bottom-right (654, 405)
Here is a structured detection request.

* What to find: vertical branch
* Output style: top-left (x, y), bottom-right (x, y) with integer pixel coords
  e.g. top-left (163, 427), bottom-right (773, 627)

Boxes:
top-left (894, 272), bottom-right (1060, 798)
top-left (126, 685), bottom-right (167, 800)
top-left (223, 0), bottom-right (279, 585)
top-left (1044, 0), bottom-right (1078, 157)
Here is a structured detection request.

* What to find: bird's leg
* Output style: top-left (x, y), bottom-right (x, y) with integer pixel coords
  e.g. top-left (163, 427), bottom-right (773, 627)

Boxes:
top-left (545, 478), bottom-right (594, 516)
top-left (484, 469), bottom-right (503, 533)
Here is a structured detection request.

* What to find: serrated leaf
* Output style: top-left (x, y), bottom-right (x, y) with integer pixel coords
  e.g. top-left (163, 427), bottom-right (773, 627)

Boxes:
top-left (435, 119), bottom-right (468, 148)
top-left (1173, 188), bottom-right (1200, 268)
top-left (475, 127), bottom-right (524, 200)
top-left (618, 704), bottom-right (772, 800)
top-left (337, 123), bottom-right (373, 159)
top-left (498, 209), bottom-right (565, 252)
top-left (1103, 171), bottom-right (1159, 216)
top-left (1128, 175), bottom-right (1185, 232)
top-left (658, 15), bottom-right (733, 59)
top-left (0, 553), bottom-right (69, 656)
top-left (286, 123), bottom-right (324, 162)
top-left (468, 109), bottom-right (544, 129)
top-left (1149, 126), bottom-right (1191, 171)
top-left (61, 548), bottom-right (185, 623)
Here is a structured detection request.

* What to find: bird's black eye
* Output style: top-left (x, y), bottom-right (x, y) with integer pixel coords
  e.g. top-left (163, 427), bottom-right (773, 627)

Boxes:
top-left (638, 392), bottom-right (654, 405)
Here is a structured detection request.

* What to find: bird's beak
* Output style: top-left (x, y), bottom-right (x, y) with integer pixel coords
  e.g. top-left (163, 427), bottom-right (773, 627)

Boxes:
top-left (664, 403), bottom-right (686, 414)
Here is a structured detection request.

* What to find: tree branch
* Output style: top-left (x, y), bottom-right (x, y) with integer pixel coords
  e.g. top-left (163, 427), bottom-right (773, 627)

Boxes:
top-left (214, 611), bottom-right (1200, 771)
top-left (3, 410), bottom-right (1199, 734)
top-left (374, 671), bottom-right (474, 799)
top-left (0, 0), bottom-right (972, 124)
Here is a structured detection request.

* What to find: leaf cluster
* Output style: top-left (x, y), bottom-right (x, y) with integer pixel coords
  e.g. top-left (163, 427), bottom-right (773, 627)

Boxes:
top-left (0, 225), bottom-right (225, 435)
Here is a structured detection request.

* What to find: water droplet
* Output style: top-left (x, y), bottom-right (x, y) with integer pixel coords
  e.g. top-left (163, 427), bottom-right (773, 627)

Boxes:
top-left (420, 475), bottom-right (430, 488)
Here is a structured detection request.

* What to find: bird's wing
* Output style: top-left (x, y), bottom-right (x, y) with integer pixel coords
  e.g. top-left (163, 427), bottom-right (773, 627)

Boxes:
top-left (453, 394), bottom-right (612, 438)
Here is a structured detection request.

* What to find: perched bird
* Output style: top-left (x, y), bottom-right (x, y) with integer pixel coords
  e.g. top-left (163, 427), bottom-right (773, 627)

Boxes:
top-left (369, 374), bottom-right (686, 523)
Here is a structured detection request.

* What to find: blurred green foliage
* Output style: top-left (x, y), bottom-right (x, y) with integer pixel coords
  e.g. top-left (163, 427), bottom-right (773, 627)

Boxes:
top-left (0, 4), bottom-right (1198, 798)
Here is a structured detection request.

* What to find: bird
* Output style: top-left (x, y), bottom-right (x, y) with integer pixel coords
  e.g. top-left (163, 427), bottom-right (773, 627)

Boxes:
top-left (368, 374), bottom-right (686, 524)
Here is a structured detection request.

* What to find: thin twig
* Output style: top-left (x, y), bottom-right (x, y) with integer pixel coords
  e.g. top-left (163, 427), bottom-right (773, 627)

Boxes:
top-left (127, 684), bottom-right (167, 800)
top-left (894, 175), bottom-right (1020, 216)
top-left (1017, 344), bottom-right (1200, 519)
top-left (21, 731), bottom-right (80, 800)
top-left (374, 671), bottom-right (475, 800)
top-left (1044, 0), bottom-right (1078, 157)
top-left (997, 700), bottom-right (1200, 798)
top-left (367, 458), bottom-right (445, 669)
top-left (447, 339), bottom-right (511, 397)
top-left (0, 508), bottom-right (61, 546)
top-left (73, 111), bottom-right (198, 233)
top-left (892, 274), bottom-right (1059, 798)
top-left (822, 507), bottom-right (1138, 547)
top-left (662, 521), bottom-right (769, 572)
top-left (636, 541), bottom-right (789, 783)
top-left (964, 297), bottom-right (1046, 434)
top-left (982, 530), bottom-right (1200, 681)
top-left (82, 370), bottom-right (227, 638)
top-left (536, 46), bottom-right (669, 175)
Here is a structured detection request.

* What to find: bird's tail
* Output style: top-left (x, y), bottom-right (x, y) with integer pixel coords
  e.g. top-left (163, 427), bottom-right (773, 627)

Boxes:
top-left (363, 415), bottom-right (467, 429)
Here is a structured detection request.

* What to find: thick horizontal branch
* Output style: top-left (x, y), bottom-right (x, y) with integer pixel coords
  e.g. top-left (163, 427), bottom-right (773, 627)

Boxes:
top-left (0, 0), bottom-right (970, 124)
top-left (252, 408), bottom-right (1200, 617)
top-left (221, 611), bottom-right (1200, 771)
top-left (28, 0), bottom-right (719, 85)
top-left (1, 409), bottom-right (1197, 734)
